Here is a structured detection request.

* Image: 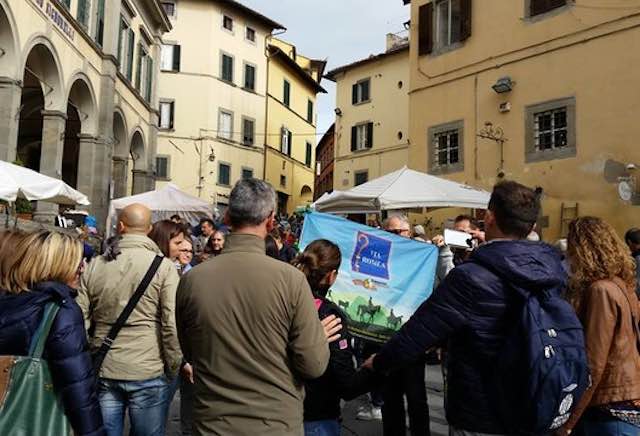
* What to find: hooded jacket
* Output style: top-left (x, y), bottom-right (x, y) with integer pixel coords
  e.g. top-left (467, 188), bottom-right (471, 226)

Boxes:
top-left (0, 282), bottom-right (105, 436)
top-left (374, 240), bottom-right (567, 434)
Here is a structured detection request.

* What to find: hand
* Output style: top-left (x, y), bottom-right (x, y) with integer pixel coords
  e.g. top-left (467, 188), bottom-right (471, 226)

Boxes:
top-left (362, 354), bottom-right (376, 370)
top-left (321, 315), bottom-right (342, 343)
top-left (432, 235), bottom-right (445, 247)
top-left (181, 362), bottom-right (194, 384)
top-left (469, 229), bottom-right (486, 243)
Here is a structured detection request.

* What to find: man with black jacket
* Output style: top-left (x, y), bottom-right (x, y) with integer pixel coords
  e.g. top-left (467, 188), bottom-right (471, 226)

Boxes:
top-left (365, 181), bottom-right (565, 436)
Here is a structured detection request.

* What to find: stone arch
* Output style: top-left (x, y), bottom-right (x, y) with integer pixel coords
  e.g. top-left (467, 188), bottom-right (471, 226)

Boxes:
top-left (66, 72), bottom-right (98, 135)
top-left (130, 128), bottom-right (147, 170)
top-left (300, 185), bottom-right (313, 204)
top-left (111, 110), bottom-right (129, 199)
top-left (20, 35), bottom-right (65, 111)
top-left (0, 0), bottom-right (20, 78)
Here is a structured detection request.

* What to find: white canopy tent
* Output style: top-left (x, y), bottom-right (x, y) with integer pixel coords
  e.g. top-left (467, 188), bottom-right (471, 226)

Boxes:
top-left (313, 166), bottom-right (491, 214)
top-left (0, 160), bottom-right (90, 205)
top-left (106, 184), bottom-right (213, 236)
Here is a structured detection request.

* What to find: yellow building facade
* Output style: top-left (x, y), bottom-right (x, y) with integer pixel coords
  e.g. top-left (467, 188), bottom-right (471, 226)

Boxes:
top-left (327, 35), bottom-right (410, 191)
top-left (155, 0), bottom-right (283, 213)
top-left (264, 38), bottom-right (326, 215)
top-left (406, 0), bottom-right (640, 239)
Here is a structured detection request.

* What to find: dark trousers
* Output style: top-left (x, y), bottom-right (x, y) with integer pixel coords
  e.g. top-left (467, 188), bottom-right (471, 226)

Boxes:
top-left (382, 360), bottom-right (431, 436)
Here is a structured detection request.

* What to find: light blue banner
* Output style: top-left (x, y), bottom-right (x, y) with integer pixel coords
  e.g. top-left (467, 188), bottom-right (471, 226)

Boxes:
top-left (300, 212), bottom-right (438, 343)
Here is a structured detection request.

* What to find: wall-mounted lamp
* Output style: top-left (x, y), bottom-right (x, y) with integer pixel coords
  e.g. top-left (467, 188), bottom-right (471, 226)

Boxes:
top-left (492, 76), bottom-right (515, 94)
top-left (334, 108), bottom-right (342, 117)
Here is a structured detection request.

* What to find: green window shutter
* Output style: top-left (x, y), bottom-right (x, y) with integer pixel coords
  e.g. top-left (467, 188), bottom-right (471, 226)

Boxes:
top-left (305, 142), bottom-right (312, 167)
top-left (351, 126), bottom-right (357, 151)
top-left (287, 131), bottom-right (292, 156)
top-left (77, 0), bottom-right (89, 28)
top-left (127, 29), bottom-right (135, 81)
top-left (135, 44), bottom-right (143, 91)
top-left (95, 0), bottom-right (105, 46)
top-left (366, 122), bottom-right (374, 149)
top-left (283, 80), bottom-right (290, 106)
top-left (146, 57), bottom-right (153, 101)
top-left (352, 84), bottom-right (358, 104)
top-left (307, 100), bottom-right (313, 124)
top-left (172, 45), bottom-right (181, 72)
top-left (117, 20), bottom-right (124, 64)
top-left (418, 2), bottom-right (434, 56)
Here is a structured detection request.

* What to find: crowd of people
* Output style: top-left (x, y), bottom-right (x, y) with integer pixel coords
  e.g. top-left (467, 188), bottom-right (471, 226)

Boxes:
top-left (0, 177), bottom-right (639, 436)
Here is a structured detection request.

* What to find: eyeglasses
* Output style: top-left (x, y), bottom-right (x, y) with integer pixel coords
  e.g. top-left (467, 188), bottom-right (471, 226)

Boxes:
top-left (180, 249), bottom-right (193, 254)
top-left (387, 228), bottom-right (410, 235)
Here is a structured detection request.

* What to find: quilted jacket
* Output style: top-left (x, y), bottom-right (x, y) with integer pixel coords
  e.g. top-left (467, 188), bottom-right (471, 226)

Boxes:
top-left (0, 282), bottom-right (105, 436)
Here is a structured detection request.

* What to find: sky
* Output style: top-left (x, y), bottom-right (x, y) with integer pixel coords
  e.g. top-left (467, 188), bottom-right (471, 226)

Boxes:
top-left (240, 0), bottom-right (410, 138)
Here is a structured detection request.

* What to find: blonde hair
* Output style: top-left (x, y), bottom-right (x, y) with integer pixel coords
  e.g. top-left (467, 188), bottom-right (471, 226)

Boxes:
top-left (567, 217), bottom-right (636, 307)
top-left (2, 231), bottom-right (83, 294)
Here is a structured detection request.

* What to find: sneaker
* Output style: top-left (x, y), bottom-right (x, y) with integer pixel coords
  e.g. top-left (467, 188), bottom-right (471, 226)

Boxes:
top-left (356, 405), bottom-right (382, 421)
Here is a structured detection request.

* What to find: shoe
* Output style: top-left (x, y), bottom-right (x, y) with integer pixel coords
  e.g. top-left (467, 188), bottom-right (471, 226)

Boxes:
top-left (356, 405), bottom-right (382, 421)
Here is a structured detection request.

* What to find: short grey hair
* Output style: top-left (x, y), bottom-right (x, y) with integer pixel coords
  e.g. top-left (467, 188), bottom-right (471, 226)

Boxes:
top-left (383, 214), bottom-right (409, 230)
top-left (228, 179), bottom-right (277, 228)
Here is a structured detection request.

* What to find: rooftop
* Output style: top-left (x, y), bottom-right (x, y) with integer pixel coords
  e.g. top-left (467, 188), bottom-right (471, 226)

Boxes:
top-left (215, 0), bottom-right (285, 30)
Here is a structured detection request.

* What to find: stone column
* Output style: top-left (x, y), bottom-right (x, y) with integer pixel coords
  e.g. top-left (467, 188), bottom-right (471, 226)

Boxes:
top-left (76, 133), bottom-right (99, 206)
top-left (112, 156), bottom-right (129, 198)
top-left (131, 169), bottom-right (152, 195)
top-left (0, 77), bottom-right (22, 162)
top-left (33, 110), bottom-right (67, 222)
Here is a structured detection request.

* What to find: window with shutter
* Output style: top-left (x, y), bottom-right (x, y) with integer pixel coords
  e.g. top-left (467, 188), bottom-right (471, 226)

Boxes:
top-left (223, 15), bottom-right (233, 31)
top-left (161, 2), bottom-right (176, 17)
top-left (287, 131), bottom-right (293, 156)
top-left (242, 168), bottom-right (254, 179)
top-left (305, 142), bottom-right (312, 167)
top-left (156, 156), bottom-right (170, 179)
top-left (117, 18), bottom-right (126, 67)
top-left (352, 79), bottom-right (371, 105)
top-left (218, 110), bottom-right (233, 140)
top-left (366, 122), bottom-right (374, 149)
top-left (218, 163), bottom-right (231, 186)
top-left (242, 117), bottom-right (255, 146)
top-left (135, 44), bottom-right (143, 91)
top-left (352, 123), bottom-right (371, 151)
top-left (244, 64), bottom-right (256, 91)
top-left (161, 45), bottom-right (173, 71)
top-left (354, 171), bottom-right (369, 186)
top-left (428, 120), bottom-right (464, 174)
top-left (221, 53), bottom-right (234, 82)
top-left (283, 80), bottom-right (291, 107)
top-left (307, 100), bottom-right (314, 124)
top-left (172, 45), bottom-right (181, 72)
top-left (245, 27), bottom-right (256, 42)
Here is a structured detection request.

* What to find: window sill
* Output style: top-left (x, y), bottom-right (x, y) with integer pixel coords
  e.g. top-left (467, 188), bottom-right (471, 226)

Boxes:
top-left (161, 69), bottom-right (180, 74)
top-left (427, 41), bottom-right (464, 58)
top-left (218, 77), bottom-right (236, 87)
top-left (156, 177), bottom-right (171, 181)
top-left (430, 164), bottom-right (464, 175)
top-left (217, 183), bottom-right (231, 188)
top-left (242, 86), bottom-right (257, 94)
top-left (159, 127), bottom-right (175, 132)
top-left (353, 100), bottom-right (371, 107)
top-left (525, 146), bottom-right (576, 163)
top-left (245, 38), bottom-right (257, 45)
top-left (352, 147), bottom-right (372, 153)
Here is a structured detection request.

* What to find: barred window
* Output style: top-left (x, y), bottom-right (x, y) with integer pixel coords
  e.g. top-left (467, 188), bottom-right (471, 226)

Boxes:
top-left (534, 108), bottom-right (567, 151)
top-left (434, 129), bottom-right (460, 166)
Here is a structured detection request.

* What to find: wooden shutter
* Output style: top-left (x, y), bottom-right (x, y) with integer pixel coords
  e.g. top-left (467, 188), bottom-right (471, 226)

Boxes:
top-left (351, 126), bottom-right (357, 151)
top-left (127, 29), bottom-right (135, 81)
top-left (418, 2), bottom-right (434, 56)
top-left (169, 102), bottom-right (174, 129)
top-left (146, 57), bottom-right (153, 101)
top-left (95, 0), bottom-right (105, 46)
top-left (172, 45), bottom-right (181, 72)
top-left (460, 0), bottom-right (472, 42)
top-left (352, 84), bottom-right (358, 104)
top-left (117, 20), bottom-right (124, 63)
top-left (135, 45), bottom-right (143, 90)
top-left (287, 131), bottom-right (293, 156)
top-left (366, 122), bottom-right (374, 149)
top-left (362, 80), bottom-right (370, 102)
top-left (280, 127), bottom-right (285, 152)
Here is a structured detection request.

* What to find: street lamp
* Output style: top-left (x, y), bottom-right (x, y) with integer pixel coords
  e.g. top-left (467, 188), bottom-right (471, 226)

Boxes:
top-left (477, 122), bottom-right (508, 178)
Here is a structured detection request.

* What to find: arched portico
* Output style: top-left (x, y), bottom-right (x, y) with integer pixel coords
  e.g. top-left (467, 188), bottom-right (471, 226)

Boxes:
top-left (0, 2), bottom-right (22, 161)
top-left (130, 129), bottom-right (150, 194)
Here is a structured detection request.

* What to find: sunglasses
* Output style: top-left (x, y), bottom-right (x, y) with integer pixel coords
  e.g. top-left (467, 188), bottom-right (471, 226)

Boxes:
top-left (388, 228), bottom-right (410, 235)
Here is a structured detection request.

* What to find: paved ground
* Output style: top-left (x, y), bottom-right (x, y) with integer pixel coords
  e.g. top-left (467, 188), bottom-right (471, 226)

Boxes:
top-left (167, 365), bottom-right (447, 436)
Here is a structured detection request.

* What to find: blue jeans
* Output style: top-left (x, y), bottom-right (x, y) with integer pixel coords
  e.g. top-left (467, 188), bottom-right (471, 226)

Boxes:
top-left (304, 420), bottom-right (341, 436)
top-left (98, 376), bottom-right (171, 436)
top-left (576, 410), bottom-right (639, 436)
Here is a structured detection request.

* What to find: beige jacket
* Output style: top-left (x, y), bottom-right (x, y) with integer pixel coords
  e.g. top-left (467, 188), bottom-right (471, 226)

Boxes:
top-left (78, 234), bottom-right (182, 381)
top-left (176, 234), bottom-right (329, 436)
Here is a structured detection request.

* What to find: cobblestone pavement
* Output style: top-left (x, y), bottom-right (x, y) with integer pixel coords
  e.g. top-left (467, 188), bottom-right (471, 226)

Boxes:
top-left (167, 365), bottom-right (448, 436)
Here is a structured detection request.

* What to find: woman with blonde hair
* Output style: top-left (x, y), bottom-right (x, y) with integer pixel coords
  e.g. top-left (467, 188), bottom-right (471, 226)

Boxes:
top-left (0, 231), bottom-right (105, 436)
top-left (560, 217), bottom-right (640, 435)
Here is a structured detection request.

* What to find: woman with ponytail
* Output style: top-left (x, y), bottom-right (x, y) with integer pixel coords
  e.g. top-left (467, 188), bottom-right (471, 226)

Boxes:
top-left (293, 239), bottom-right (374, 436)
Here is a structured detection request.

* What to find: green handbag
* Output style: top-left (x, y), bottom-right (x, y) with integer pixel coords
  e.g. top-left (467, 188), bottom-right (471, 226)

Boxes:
top-left (0, 302), bottom-right (72, 436)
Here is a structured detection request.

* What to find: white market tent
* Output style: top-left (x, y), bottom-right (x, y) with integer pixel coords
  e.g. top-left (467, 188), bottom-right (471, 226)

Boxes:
top-left (0, 160), bottom-right (90, 205)
top-left (314, 166), bottom-right (491, 214)
top-left (106, 184), bottom-right (213, 236)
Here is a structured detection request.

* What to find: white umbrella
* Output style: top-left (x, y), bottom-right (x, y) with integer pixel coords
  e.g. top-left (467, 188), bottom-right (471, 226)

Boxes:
top-left (314, 166), bottom-right (491, 214)
top-left (0, 160), bottom-right (90, 205)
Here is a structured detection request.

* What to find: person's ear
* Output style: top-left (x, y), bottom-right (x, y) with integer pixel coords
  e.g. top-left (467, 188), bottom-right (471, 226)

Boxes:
top-left (265, 212), bottom-right (276, 232)
top-left (117, 221), bottom-right (125, 234)
top-left (146, 224), bottom-right (153, 235)
top-left (328, 270), bottom-right (338, 286)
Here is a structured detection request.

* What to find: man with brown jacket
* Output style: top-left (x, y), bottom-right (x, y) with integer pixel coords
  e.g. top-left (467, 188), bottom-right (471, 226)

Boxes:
top-left (78, 203), bottom-right (183, 436)
top-left (177, 179), bottom-right (334, 436)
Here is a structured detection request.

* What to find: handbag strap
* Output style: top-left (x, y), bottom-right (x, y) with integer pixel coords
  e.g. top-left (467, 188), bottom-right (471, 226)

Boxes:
top-left (93, 255), bottom-right (164, 371)
top-left (29, 302), bottom-right (61, 359)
